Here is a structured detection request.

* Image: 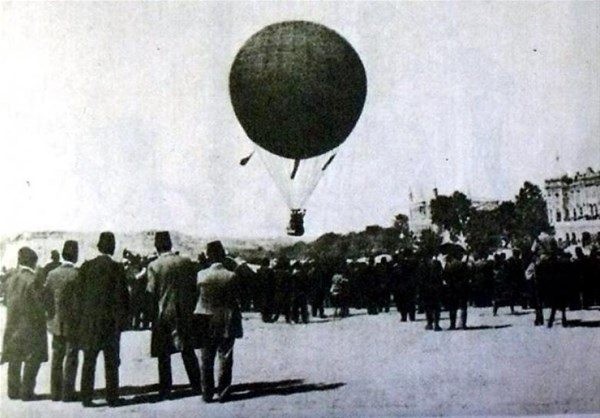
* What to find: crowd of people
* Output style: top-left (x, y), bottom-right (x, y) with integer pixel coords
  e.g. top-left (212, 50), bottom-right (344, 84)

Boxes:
top-left (1, 232), bottom-right (243, 406)
top-left (240, 240), bottom-right (599, 331)
top-left (0, 230), bottom-right (599, 406)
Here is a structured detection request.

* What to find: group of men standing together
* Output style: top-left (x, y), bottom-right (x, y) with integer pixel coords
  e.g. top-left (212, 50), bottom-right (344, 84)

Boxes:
top-left (249, 240), bottom-right (599, 332)
top-left (1, 232), bottom-right (243, 406)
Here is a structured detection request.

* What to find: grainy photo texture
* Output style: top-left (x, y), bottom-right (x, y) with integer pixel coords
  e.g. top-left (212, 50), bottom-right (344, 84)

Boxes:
top-left (0, 2), bottom-right (599, 417)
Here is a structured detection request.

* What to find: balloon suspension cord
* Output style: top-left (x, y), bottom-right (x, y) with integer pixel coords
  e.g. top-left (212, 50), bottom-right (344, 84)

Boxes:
top-left (239, 151), bottom-right (255, 166)
top-left (290, 159), bottom-right (300, 179)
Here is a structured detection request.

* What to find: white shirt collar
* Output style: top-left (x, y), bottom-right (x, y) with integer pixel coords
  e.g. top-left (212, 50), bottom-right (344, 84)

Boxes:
top-left (19, 265), bottom-right (36, 274)
top-left (62, 261), bottom-right (75, 267)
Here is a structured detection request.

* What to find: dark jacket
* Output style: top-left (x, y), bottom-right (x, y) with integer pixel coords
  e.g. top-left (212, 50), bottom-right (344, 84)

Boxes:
top-left (1, 266), bottom-right (48, 364)
top-left (77, 255), bottom-right (129, 350)
top-left (147, 252), bottom-right (197, 357)
top-left (44, 263), bottom-right (81, 339)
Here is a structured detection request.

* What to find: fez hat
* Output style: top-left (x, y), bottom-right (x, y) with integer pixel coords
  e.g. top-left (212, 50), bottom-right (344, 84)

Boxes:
top-left (18, 247), bottom-right (38, 268)
top-left (97, 231), bottom-right (116, 254)
top-left (206, 240), bottom-right (226, 261)
top-left (154, 231), bottom-right (172, 252)
top-left (62, 240), bottom-right (78, 262)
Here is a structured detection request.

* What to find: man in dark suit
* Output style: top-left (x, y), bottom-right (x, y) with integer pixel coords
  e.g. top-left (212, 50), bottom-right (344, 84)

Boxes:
top-left (44, 240), bottom-right (81, 401)
top-left (443, 253), bottom-right (469, 330)
top-left (195, 241), bottom-right (243, 403)
top-left (418, 255), bottom-right (443, 331)
top-left (147, 231), bottom-right (201, 398)
top-left (78, 232), bottom-right (129, 406)
top-left (1, 247), bottom-right (48, 400)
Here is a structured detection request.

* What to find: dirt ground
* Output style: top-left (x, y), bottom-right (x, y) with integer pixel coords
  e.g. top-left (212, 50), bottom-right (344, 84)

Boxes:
top-left (0, 306), bottom-right (599, 417)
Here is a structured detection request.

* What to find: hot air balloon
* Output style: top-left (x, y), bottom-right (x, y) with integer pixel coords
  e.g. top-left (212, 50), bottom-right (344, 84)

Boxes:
top-left (229, 21), bottom-right (367, 236)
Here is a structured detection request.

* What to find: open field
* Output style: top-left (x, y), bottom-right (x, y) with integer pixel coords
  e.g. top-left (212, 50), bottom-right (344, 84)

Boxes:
top-left (1, 306), bottom-right (599, 417)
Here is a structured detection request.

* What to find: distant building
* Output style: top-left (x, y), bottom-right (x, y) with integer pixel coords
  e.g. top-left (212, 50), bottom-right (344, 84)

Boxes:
top-left (408, 188), bottom-right (499, 236)
top-left (544, 167), bottom-right (600, 245)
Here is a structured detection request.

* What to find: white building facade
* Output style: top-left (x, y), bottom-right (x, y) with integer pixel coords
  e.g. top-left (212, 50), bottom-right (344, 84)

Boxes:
top-left (545, 168), bottom-right (600, 245)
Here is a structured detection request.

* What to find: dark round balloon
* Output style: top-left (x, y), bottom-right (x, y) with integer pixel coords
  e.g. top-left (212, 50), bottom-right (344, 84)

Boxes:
top-left (230, 21), bottom-right (367, 160)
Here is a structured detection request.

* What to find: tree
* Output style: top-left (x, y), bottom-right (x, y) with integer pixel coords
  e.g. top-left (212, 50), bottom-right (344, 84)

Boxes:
top-left (430, 191), bottom-right (471, 238)
top-left (513, 182), bottom-right (552, 249)
top-left (418, 228), bottom-right (442, 257)
top-left (465, 208), bottom-right (502, 256)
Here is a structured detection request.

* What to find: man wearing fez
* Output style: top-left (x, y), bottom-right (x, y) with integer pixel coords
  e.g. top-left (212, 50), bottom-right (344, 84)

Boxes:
top-left (44, 240), bottom-right (81, 401)
top-left (78, 232), bottom-right (130, 406)
top-left (1, 247), bottom-right (48, 400)
top-left (195, 240), bottom-right (243, 403)
top-left (147, 231), bottom-right (201, 398)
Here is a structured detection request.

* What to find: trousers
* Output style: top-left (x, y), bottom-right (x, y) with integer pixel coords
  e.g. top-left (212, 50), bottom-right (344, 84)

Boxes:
top-left (50, 335), bottom-right (79, 401)
top-left (80, 336), bottom-right (120, 404)
top-left (7, 361), bottom-right (41, 400)
top-left (157, 348), bottom-right (201, 393)
top-left (200, 337), bottom-right (235, 402)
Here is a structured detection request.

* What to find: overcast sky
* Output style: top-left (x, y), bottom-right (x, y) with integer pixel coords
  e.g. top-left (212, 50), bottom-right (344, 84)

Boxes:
top-left (0, 1), bottom-right (598, 239)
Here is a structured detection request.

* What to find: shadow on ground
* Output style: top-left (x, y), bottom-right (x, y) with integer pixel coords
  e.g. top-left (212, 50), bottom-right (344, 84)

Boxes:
top-left (81, 379), bottom-right (345, 406)
top-left (565, 319), bottom-right (600, 328)
top-left (225, 379), bottom-right (345, 402)
top-left (450, 324), bottom-right (513, 331)
top-left (85, 383), bottom-right (196, 407)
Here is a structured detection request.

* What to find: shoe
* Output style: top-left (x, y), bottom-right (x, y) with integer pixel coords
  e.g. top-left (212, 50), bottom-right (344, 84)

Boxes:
top-left (158, 389), bottom-right (171, 400)
top-left (82, 399), bottom-right (94, 407)
top-left (202, 392), bottom-right (213, 403)
top-left (20, 393), bottom-right (35, 402)
top-left (217, 386), bottom-right (230, 403)
top-left (434, 325), bottom-right (442, 331)
top-left (107, 398), bottom-right (122, 407)
top-left (425, 324), bottom-right (433, 330)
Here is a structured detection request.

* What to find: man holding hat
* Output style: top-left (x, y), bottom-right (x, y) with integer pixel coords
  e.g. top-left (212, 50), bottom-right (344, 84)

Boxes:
top-left (147, 231), bottom-right (201, 398)
top-left (1, 247), bottom-right (48, 400)
top-left (44, 240), bottom-right (81, 401)
top-left (78, 232), bottom-right (129, 406)
top-left (195, 240), bottom-right (243, 403)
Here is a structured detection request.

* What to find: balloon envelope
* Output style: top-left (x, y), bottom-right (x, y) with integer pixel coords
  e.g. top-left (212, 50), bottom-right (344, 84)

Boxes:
top-left (230, 21), bottom-right (367, 160)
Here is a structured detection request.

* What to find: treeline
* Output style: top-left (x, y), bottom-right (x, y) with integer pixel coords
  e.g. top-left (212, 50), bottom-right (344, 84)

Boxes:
top-left (234, 181), bottom-right (552, 264)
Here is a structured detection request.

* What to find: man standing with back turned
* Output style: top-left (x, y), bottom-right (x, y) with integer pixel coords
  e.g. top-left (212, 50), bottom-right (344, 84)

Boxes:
top-left (147, 231), bottom-right (201, 398)
top-left (44, 240), bottom-right (81, 402)
top-left (196, 241), bottom-right (243, 403)
top-left (78, 232), bottom-right (129, 407)
top-left (1, 247), bottom-right (48, 400)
